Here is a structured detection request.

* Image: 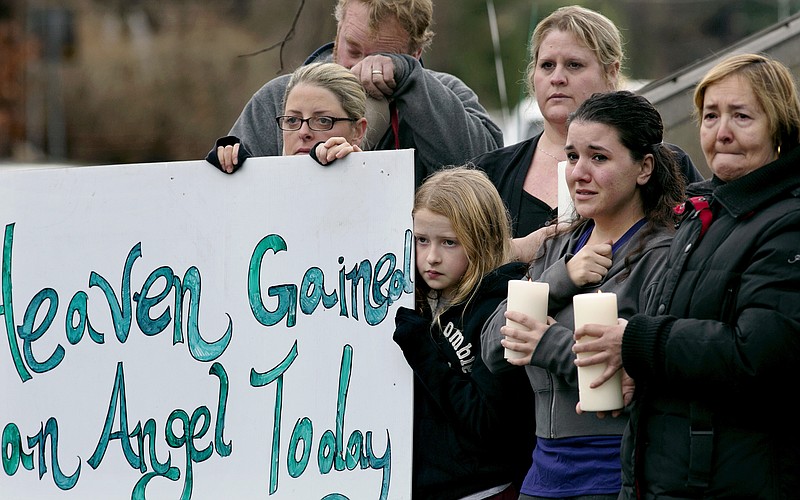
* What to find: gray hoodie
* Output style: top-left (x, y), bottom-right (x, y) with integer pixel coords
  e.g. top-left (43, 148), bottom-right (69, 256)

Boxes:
top-left (481, 221), bottom-right (673, 439)
top-left (226, 43), bottom-right (503, 187)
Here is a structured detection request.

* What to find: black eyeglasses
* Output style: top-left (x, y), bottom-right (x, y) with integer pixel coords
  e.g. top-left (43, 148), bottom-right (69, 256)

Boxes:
top-left (276, 115), bottom-right (357, 131)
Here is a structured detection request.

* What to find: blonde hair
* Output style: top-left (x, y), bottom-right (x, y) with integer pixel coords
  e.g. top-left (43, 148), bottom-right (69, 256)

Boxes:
top-left (694, 53), bottom-right (800, 153)
top-left (526, 5), bottom-right (623, 96)
top-left (284, 62), bottom-right (367, 121)
top-left (413, 166), bottom-right (513, 318)
top-left (335, 0), bottom-right (435, 55)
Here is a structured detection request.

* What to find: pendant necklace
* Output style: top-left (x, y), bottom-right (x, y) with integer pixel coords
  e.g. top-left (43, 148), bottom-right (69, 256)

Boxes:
top-left (538, 146), bottom-right (564, 162)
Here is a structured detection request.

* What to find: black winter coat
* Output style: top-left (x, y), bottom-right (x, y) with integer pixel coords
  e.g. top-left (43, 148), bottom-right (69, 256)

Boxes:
top-left (619, 147), bottom-right (800, 499)
top-left (393, 262), bottom-right (536, 500)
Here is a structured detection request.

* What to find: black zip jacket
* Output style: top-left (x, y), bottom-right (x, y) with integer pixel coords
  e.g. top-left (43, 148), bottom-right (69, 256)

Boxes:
top-left (394, 262), bottom-right (536, 499)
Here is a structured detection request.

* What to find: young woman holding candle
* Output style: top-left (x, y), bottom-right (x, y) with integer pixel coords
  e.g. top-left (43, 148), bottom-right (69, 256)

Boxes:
top-left (393, 166), bottom-right (536, 499)
top-left (480, 90), bottom-right (685, 499)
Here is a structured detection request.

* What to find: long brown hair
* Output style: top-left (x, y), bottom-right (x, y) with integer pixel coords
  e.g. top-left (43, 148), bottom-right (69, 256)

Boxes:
top-left (538, 91), bottom-right (685, 278)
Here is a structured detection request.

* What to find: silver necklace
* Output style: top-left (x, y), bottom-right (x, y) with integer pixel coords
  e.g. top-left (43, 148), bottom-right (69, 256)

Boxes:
top-left (538, 146), bottom-right (564, 162)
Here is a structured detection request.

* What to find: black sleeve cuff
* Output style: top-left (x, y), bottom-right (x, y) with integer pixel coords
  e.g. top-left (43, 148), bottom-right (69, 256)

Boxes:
top-left (308, 141), bottom-right (327, 166)
top-left (622, 313), bottom-right (676, 381)
top-left (393, 306), bottom-right (430, 346)
top-left (205, 136), bottom-right (251, 173)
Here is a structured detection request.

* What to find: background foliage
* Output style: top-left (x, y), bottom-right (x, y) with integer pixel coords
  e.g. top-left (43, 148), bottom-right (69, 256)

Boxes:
top-left (1, 0), bottom-right (798, 164)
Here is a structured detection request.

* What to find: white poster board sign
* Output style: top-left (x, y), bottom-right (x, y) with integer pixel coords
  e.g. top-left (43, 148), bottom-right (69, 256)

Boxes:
top-left (0, 150), bottom-right (415, 500)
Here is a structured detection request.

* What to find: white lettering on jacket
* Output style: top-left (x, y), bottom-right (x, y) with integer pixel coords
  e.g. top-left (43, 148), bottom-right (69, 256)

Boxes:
top-left (442, 322), bottom-right (474, 373)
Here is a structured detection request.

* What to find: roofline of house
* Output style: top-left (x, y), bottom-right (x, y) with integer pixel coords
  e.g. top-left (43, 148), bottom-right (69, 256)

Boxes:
top-left (640, 10), bottom-right (800, 104)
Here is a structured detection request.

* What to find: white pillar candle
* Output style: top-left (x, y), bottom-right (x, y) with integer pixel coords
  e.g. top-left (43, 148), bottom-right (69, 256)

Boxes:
top-left (505, 280), bottom-right (549, 360)
top-left (573, 291), bottom-right (624, 411)
top-left (557, 161), bottom-right (574, 223)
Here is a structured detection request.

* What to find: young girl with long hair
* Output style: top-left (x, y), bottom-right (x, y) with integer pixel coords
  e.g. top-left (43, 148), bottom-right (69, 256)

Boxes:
top-left (393, 166), bottom-right (536, 500)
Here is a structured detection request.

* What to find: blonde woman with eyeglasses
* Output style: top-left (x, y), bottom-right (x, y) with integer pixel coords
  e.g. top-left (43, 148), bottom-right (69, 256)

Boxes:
top-left (206, 62), bottom-right (367, 172)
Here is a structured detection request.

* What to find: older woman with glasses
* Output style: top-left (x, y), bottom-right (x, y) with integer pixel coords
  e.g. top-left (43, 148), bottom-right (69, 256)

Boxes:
top-left (206, 62), bottom-right (367, 172)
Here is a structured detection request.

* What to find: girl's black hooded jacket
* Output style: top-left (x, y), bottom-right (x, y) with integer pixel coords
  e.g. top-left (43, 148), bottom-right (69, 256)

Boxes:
top-left (394, 261), bottom-right (536, 500)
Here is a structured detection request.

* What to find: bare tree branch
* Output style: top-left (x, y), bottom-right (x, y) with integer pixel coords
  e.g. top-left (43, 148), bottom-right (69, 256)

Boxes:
top-left (237, 0), bottom-right (306, 73)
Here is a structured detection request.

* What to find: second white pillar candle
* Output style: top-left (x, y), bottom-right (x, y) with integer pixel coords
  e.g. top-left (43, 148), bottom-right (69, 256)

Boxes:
top-left (573, 291), bottom-right (624, 411)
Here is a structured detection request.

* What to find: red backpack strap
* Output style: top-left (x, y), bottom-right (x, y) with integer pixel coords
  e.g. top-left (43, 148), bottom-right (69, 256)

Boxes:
top-left (691, 196), bottom-right (713, 238)
top-left (675, 196), bottom-right (713, 240)
top-left (390, 101), bottom-right (400, 150)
